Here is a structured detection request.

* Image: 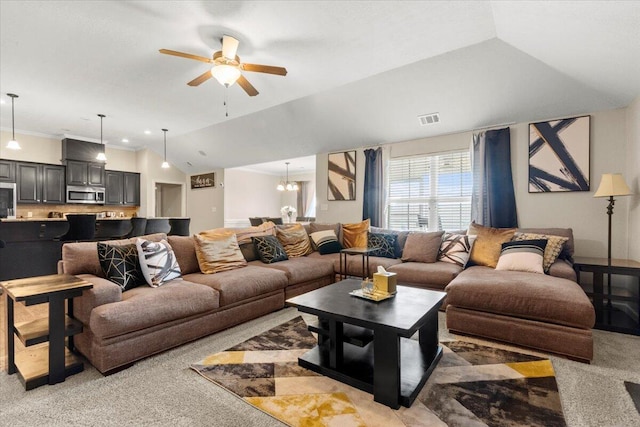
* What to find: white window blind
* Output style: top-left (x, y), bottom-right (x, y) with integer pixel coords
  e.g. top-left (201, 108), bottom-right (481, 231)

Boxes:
top-left (387, 150), bottom-right (471, 231)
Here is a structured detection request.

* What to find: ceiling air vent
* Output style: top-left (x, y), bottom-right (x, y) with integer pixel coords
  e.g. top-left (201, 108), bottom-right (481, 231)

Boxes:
top-left (418, 112), bottom-right (440, 126)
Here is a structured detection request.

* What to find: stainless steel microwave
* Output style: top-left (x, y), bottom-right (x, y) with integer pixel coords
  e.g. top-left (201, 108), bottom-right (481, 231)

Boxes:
top-left (67, 185), bottom-right (105, 204)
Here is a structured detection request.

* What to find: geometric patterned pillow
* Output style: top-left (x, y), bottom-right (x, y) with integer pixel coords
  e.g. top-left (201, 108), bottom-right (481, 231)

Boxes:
top-left (97, 243), bottom-right (146, 291)
top-left (252, 235), bottom-right (289, 264)
top-left (367, 232), bottom-right (397, 258)
top-left (136, 239), bottom-right (182, 287)
top-left (438, 233), bottom-right (477, 267)
top-left (513, 232), bottom-right (569, 272)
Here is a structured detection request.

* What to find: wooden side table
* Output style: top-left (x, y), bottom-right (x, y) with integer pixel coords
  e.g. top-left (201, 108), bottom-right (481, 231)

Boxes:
top-left (2, 273), bottom-right (93, 390)
top-left (573, 256), bottom-right (640, 336)
top-left (340, 247), bottom-right (377, 280)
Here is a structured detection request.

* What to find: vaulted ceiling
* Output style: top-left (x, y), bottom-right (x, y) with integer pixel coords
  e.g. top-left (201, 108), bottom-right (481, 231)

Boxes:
top-left (1, 1), bottom-right (638, 173)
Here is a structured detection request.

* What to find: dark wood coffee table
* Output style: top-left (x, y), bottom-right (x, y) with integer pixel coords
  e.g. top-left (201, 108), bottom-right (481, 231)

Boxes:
top-left (286, 279), bottom-right (446, 409)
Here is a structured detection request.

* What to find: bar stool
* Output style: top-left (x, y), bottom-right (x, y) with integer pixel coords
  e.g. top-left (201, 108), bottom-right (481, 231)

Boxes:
top-left (61, 214), bottom-right (96, 241)
top-left (126, 217), bottom-right (147, 238)
top-left (168, 218), bottom-right (190, 236)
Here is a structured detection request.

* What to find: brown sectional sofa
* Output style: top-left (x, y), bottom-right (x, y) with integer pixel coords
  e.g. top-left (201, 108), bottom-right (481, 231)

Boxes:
top-left (59, 224), bottom-right (595, 374)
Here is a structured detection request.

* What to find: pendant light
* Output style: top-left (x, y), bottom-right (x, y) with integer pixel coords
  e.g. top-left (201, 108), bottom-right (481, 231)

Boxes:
top-left (6, 93), bottom-right (21, 150)
top-left (277, 162), bottom-right (299, 192)
top-left (161, 129), bottom-right (170, 169)
top-left (96, 114), bottom-right (107, 162)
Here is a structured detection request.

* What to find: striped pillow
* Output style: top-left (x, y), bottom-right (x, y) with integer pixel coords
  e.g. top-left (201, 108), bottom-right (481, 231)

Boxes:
top-left (495, 239), bottom-right (547, 274)
top-left (309, 230), bottom-right (342, 255)
top-left (513, 232), bottom-right (569, 272)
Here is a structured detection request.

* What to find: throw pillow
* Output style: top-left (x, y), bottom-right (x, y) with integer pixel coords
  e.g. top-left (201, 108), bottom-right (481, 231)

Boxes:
top-left (276, 224), bottom-right (312, 258)
top-left (367, 232), bottom-right (398, 258)
top-left (193, 232), bottom-right (247, 274)
top-left (97, 243), bottom-right (146, 291)
top-left (342, 219), bottom-right (370, 248)
top-left (467, 222), bottom-right (516, 268)
top-left (495, 239), bottom-right (547, 274)
top-left (200, 221), bottom-right (277, 245)
top-left (370, 227), bottom-right (410, 258)
top-left (309, 230), bottom-right (342, 255)
top-left (135, 239), bottom-right (182, 287)
top-left (513, 232), bottom-right (569, 272)
top-left (308, 222), bottom-right (342, 249)
top-left (252, 235), bottom-right (289, 263)
top-left (401, 231), bottom-right (445, 263)
top-left (438, 233), bottom-right (477, 267)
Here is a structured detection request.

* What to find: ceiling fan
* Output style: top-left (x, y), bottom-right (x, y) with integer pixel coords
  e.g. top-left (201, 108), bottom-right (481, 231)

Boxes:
top-left (159, 35), bottom-right (287, 97)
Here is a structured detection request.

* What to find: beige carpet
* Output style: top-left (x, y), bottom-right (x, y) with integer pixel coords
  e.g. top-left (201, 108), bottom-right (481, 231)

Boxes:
top-left (0, 308), bottom-right (639, 426)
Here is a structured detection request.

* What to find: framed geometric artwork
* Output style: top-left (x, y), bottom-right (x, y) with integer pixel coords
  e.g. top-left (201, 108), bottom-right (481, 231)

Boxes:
top-left (328, 150), bottom-right (356, 200)
top-left (190, 172), bottom-right (215, 189)
top-left (528, 115), bottom-right (590, 193)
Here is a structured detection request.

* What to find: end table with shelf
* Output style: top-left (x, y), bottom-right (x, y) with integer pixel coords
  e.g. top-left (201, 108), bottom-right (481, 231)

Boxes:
top-left (573, 256), bottom-right (640, 336)
top-left (2, 273), bottom-right (92, 390)
top-left (339, 247), bottom-right (377, 280)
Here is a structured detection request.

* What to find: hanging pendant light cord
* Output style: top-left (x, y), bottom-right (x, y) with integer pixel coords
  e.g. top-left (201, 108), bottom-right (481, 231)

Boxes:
top-left (163, 129), bottom-right (167, 160)
top-left (11, 96), bottom-right (15, 140)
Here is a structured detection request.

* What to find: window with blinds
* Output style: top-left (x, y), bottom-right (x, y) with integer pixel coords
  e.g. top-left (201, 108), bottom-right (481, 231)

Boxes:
top-left (387, 150), bottom-right (471, 231)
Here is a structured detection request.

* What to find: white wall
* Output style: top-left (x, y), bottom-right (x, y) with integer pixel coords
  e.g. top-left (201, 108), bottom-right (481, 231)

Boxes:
top-left (0, 130), bottom-right (137, 172)
top-left (188, 169), bottom-right (225, 233)
top-left (135, 148), bottom-right (187, 218)
top-left (626, 96), bottom-right (640, 262)
top-left (316, 108), bottom-right (633, 259)
top-left (223, 168), bottom-right (281, 227)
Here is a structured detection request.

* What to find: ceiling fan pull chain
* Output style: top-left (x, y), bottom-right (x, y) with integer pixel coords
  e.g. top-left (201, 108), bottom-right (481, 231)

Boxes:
top-left (224, 86), bottom-right (229, 117)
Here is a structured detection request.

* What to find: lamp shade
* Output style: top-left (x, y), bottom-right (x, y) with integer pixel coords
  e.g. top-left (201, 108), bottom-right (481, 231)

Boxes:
top-left (593, 173), bottom-right (632, 197)
top-left (211, 65), bottom-right (241, 87)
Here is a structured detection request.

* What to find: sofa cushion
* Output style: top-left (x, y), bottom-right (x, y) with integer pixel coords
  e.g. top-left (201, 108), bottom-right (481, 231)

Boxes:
top-left (367, 232), bottom-right (397, 258)
top-left (548, 259), bottom-right (577, 282)
top-left (249, 256), bottom-right (335, 285)
top-left (62, 233), bottom-right (167, 277)
top-left (136, 239), bottom-right (182, 287)
top-left (97, 243), bottom-right (146, 291)
top-left (387, 261), bottom-right (463, 290)
top-left (309, 230), bottom-right (342, 254)
top-left (194, 232), bottom-right (247, 274)
top-left (401, 231), bottom-right (444, 263)
top-left (438, 233), bottom-right (476, 267)
top-left (167, 235), bottom-right (200, 275)
top-left (276, 224), bottom-right (312, 258)
top-left (467, 222), bottom-right (516, 268)
top-left (445, 266), bottom-right (595, 329)
top-left (307, 251), bottom-right (342, 272)
top-left (344, 255), bottom-right (402, 278)
top-left (183, 265), bottom-right (288, 306)
top-left (495, 239), bottom-right (547, 274)
top-left (341, 219), bottom-right (369, 248)
top-left (89, 280), bottom-right (219, 339)
top-left (513, 232), bottom-right (569, 272)
top-left (253, 235), bottom-right (288, 263)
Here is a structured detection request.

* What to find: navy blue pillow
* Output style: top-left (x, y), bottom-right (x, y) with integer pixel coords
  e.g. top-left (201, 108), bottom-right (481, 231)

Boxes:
top-left (368, 233), bottom-right (398, 258)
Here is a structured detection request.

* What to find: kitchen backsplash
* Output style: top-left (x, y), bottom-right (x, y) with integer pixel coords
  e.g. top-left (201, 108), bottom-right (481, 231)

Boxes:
top-left (16, 204), bottom-right (139, 219)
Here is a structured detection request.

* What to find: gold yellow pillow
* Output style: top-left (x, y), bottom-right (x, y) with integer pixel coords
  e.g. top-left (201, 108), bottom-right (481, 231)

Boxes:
top-left (276, 224), bottom-right (312, 258)
top-left (341, 219), bottom-right (370, 248)
top-left (467, 222), bottom-right (516, 268)
top-left (193, 232), bottom-right (247, 274)
top-left (200, 221), bottom-right (276, 245)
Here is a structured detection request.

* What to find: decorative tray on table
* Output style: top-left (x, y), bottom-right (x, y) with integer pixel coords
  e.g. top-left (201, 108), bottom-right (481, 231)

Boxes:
top-left (349, 288), bottom-right (396, 302)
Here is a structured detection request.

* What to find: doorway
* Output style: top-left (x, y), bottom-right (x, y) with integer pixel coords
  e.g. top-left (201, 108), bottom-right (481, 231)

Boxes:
top-left (155, 183), bottom-right (183, 217)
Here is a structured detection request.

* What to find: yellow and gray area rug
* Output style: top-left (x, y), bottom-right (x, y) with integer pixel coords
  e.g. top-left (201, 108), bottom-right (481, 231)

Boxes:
top-left (191, 317), bottom-right (566, 426)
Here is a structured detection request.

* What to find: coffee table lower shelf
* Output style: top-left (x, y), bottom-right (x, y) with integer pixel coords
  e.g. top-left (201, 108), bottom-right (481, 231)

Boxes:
top-left (299, 338), bottom-right (442, 408)
top-left (15, 346), bottom-right (84, 391)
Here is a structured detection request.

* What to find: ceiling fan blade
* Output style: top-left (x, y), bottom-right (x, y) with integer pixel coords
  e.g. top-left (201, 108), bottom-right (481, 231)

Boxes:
top-left (221, 35), bottom-right (239, 60)
top-left (236, 75), bottom-right (259, 96)
top-left (187, 70), bottom-right (213, 86)
top-left (159, 49), bottom-right (213, 64)
top-left (241, 63), bottom-right (288, 76)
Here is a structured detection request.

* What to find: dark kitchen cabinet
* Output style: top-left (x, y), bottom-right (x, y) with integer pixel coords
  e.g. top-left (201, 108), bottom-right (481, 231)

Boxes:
top-left (0, 159), bottom-right (16, 182)
top-left (123, 172), bottom-right (140, 206)
top-left (67, 160), bottom-right (105, 187)
top-left (105, 170), bottom-right (140, 206)
top-left (16, 162), bottom-right (65, 204)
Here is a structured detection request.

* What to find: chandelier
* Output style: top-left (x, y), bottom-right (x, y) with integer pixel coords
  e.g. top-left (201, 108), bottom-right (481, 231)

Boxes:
top-left (277, 162), bottom-right (299, 191)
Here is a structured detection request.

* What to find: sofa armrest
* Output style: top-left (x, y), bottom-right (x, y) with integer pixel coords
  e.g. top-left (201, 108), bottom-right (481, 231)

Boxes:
top-left (548, 259), bottom-right (577, 282)
top-left (72, 275), bottom-right (122, 325)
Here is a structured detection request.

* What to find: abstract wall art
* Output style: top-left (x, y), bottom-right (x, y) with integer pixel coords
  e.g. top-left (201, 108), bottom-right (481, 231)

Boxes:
top-left (328, 150), bottom-right (356, 200)
top-left (528, 115), bottom-right (590, 193)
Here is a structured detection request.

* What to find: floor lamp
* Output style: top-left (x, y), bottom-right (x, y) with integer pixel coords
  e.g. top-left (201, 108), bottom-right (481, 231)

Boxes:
top-left (593, 173), bottom-right (632, 307)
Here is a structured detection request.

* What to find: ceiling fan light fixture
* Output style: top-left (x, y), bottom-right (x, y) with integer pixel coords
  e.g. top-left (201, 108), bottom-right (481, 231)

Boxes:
top-left (6, 93), bottom-right (21, 150)
top-left (211, 64), bottom-right (241, 87)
